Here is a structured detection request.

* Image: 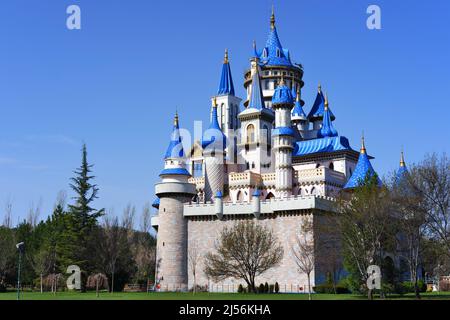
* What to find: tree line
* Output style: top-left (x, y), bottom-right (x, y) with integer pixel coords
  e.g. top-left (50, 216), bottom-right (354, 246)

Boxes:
top-left (0, 144), bottom-right (156, 293)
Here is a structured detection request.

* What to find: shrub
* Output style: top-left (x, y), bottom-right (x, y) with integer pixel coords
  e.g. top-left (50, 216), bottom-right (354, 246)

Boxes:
top-left (269, 284), bottom-right (274, 293)
top-left (264, 282), bottom-right (269, 293)
top-left (275, 282), bottom-right (279, 293)
top-left (237, 284), bottom-right (244, 293)
top-left (400, 280), bottom-right (427, 293)
top-left (0, 283), bottom-right (6, 293)
top-left (258, 283), bottom-right (265, 294)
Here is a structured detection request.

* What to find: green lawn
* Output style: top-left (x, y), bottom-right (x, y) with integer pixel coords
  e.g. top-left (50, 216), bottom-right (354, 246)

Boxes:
top-left (1, 291), bottom-right (450, 300)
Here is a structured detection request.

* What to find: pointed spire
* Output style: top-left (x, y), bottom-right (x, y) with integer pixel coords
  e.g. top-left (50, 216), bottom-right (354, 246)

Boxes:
top-left (292, 85), bottom-right (307, 120)
top-left (360, 133), bottom-right (366, 154)
top-left (307, 83), bottom-right (335, 121)
top-left (224, 48), bottom-right (229, 64)
top-left (400, 150), bottom-right (406, 167)
top-left (217, 50), bottom-right (235, 96)
top-left (317, 93), bottom-right (338, 138)
top-left (271, 5), bottom-right (276, 30)
top-left (344, 136), bottom-right (381, 189)
top-left (202, 98), bottom-right (226, 150)
top-left (248, 67), bottom-right (265, 110)
top-left (164, 111), bottom-right (184, 159)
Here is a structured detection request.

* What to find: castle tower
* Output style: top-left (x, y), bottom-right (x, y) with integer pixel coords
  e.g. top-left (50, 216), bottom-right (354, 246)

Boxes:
top-left (291, 86), bottom-right (309, 133)
top-left (307, 84), bottom-right (335, 131)
top-left (213, 49), bottom-right (242, 162)
top-left (202, 98), bottom-right (227, 202)
top-left (238, 61), bottom-right (275, 173)
top-left (244, 8), bottom-right (304, 109)
top-left (272, 76), bottom-right (295, 198)
top-left (155, 112), bottom-right (196, 291)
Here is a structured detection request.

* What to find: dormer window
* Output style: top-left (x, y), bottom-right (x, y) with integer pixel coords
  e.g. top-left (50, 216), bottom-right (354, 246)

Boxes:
top-left (263, 48), bottom-right (268, 58)
top-left (276, 48), bottom-right (281, 57)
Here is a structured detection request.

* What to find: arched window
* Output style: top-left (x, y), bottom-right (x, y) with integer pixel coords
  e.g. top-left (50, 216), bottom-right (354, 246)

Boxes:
top-left (263, 48), bottom-right (268, 58)
top-left (297, 188), bottom-right (302, 196)
top-left (236, 191), bottom-right (244, 203)
top-left (311, 187), bottom-right (316, 195)
top-left (329, 162), bottom-right (334, 170)
top-left (315, 163), bottom-right (321, 169)
top-left (276, 48), bottom-right (281, 57)
top-left (247, 124), bottom-right (255, 143)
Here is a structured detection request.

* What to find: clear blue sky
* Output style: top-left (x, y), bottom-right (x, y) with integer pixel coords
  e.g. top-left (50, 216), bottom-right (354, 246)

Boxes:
top-left (1, 0), bottom-right (449, 224)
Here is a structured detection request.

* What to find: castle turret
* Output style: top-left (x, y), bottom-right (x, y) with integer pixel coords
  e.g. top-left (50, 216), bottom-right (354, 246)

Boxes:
top-left (155, 112), bottom-right (196, 291)
top-left (307, 84), bottom-right (335, 131)
top-left (202, 98), bottom-right (227, 202)
top-left (317, 94), bottom-right (338, 138)
top-left (272, 76), bottom-right (295, 198)
top-left (213, 49), bottom-right (242, 161)
top-left (291, 86), bottom-right (309, 133)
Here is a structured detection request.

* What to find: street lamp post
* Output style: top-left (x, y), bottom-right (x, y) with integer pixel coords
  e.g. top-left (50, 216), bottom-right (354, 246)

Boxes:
top-left (16, 242), bottom-right (25, 301)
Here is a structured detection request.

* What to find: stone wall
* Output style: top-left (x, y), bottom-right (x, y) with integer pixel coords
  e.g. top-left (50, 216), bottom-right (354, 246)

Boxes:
top-left (186, 212), bottom-right (325, 292)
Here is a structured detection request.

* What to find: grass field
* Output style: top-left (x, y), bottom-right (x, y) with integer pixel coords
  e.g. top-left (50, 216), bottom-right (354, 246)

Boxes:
top-left (1, 291), bottom-right (450, 300)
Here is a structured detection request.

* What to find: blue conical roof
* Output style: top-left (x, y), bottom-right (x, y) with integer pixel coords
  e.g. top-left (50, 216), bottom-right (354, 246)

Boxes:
top-left (255, 11), bottom-right (293, 67)
top-left (317, 96), bottom-right (338, 138)
top-left (272, 77), bottom-right (294, 105)
top-left (164, 112), bottom-right (185, 159)
top-left (291, 87), bottom-right (306, 119)
top-left (344, 138), bottom-right (381, 189)
top-left (217, 50), bottom-right (235, 96)
top-left (202, 102), bottom-right (227, 150)
top-left (307, 85), bottom-right (335, 121)
top-left (248, 68), bottom-right (265, 110)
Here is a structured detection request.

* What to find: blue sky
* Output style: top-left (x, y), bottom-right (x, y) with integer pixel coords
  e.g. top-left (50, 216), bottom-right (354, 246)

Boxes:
top-left (1, 0), bottom-right (449, 224)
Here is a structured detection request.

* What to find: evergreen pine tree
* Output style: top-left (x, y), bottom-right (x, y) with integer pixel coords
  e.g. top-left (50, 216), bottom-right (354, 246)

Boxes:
top-left (67, 144), bottom-right (104, 277)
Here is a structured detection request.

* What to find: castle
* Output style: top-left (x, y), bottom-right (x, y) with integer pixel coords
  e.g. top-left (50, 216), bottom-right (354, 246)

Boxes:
top-left (150, 10), bottom-right (406, 292)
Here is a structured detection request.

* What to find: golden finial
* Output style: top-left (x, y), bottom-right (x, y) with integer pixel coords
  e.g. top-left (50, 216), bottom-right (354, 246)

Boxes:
top-left (318, 82), bottom-right (322, 93)
top-left (174, 110), bottom-right (179, 126)
top-left (253, 40), bottom-right (256, 49)
top-left (324, 93), bottom-right (329, 110)
top-left (270, 5), bottom-right (276, 30)
top-left (360, 133), bottom-right (366, 154)
top-left (296, 85), bottom-right (300, 102)
top-left (224, 48), bottom-right (229, 64)
top-left (400, 150), bottom-right (406, 167)
top-left (213, 96), bottom-right (218, 108)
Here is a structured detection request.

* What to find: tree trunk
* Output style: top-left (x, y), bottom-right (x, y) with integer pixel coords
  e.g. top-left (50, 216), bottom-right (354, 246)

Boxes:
top-left (193, 272), bottom-right (196, 295)
top-left (414, 279), bottom-right (421, 300)
top-left (368, 288), bottom-right (373, 300)
top-left (40, 273), bottom-right (43, 294)
top-left (111, 270), bottom-right (115, 294)
top-left (307, 274), bottom-right (312, 300)
top-left (96, 276), bottom-right (99, 298)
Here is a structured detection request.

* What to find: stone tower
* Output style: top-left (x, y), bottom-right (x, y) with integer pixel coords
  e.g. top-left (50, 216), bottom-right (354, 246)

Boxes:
top-left (203, 98), bottom-right (227, 202)
top-left (155, 112), bottom-right (196, 291)
top-left (272, 76), bottom-right (294, 198)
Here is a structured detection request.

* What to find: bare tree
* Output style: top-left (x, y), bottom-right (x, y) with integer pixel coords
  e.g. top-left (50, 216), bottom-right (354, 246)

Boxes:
top-left (27, 198), bottom-right (43, 227)
top-left (188, 240), bottom-right (201, 294)
top-left (3, 197), bottom-right (13, 228)
top-left (204, 220), bottom-right (283, 293)
top-left (99, 209), bottom-right (123, 294)
top-left (291, 217), bottom-right (315, 300)
top-left (140, 202), bottom-right (151, 234)
top-left (415, 153), bottom-right (450, 256)
top-left (392, 165), bottom-right (427, 299)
